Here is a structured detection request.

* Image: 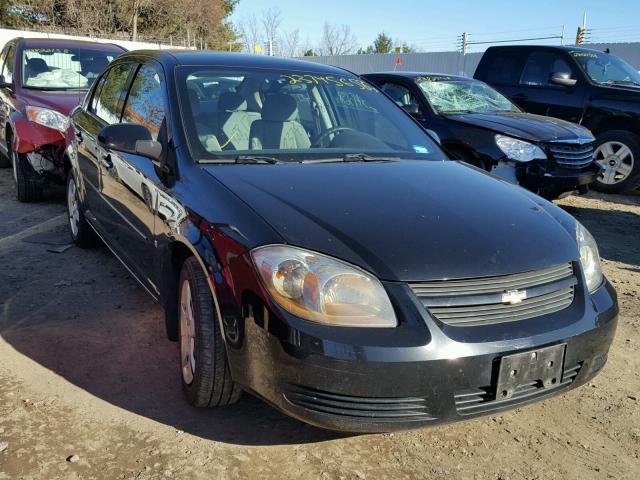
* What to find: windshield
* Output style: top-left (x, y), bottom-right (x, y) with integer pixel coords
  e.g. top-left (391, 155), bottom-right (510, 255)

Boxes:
top-left (417, 77), bottom-right (520, 114)
top-left (22, 47), bottom-right (117, 90)
top-left (571, 50), bottom-right (640, 86)
top-left (177, 67), bottom-right (444, 162)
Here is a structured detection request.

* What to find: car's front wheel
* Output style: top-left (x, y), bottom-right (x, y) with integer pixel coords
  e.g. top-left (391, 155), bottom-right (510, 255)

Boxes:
top-left (592, 130), bottom-right (640, 193)
top-left (67, 172), bottom-right (98, 248)
top-left (12, 148), bottom-right (43, 202)
top-left (179, 257), bottom-right (242, 407)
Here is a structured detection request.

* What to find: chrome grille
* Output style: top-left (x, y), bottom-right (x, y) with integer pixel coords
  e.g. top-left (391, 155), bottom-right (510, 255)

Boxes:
top-left (409, 263), bottom-right (576, 327)
top-left (546, 142), bottom-right (595, 169)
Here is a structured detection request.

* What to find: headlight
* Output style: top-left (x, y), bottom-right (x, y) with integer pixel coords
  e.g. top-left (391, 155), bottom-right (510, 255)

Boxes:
top-left (25, 106), bottom-right (69, 133)
top-left (495, 134), bottom-right (546, 162)
top-left (576, 222), bottom-right (603, 293)
top-left (251, 245), bottom-right (397, 327)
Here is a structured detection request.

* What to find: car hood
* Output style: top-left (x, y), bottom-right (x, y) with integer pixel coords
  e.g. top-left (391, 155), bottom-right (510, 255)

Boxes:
top-left (18, 89), bottom-right (86, 116)
top-left (445, 111), bottom-right (593, 143)
top-left (204, 160), bottom-right (579, 282)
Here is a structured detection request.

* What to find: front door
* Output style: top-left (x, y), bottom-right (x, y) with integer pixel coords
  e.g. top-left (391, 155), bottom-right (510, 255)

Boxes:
top-left (98, 62), bottom-right (168, 293)
top-left (511, 51), bottom-right (586, 123)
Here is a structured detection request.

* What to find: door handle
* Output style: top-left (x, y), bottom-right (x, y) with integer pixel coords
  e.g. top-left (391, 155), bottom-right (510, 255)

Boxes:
top-left (100, 152), bottom-right (113, 169)
top-left (75, 129), bottom-right (83, 143)
top-left (512, 93), bottom-right (528, 100)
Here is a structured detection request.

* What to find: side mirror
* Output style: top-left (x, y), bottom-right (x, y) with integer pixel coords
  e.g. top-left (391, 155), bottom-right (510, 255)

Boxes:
top-left (550, 72), bottom-right (577, 87)
top-left (98, 123), bottom-right (162, 161)
top-left (402, 103), bottom-right (424, 119)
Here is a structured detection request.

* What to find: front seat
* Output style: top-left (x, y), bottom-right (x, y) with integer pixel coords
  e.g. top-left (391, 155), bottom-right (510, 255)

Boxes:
top-left (217, 92), bottom-right (260, 150)
top-left (24, 58), bottom-right (49, 80)
top-left (249, 94), bottom-right (311, 150)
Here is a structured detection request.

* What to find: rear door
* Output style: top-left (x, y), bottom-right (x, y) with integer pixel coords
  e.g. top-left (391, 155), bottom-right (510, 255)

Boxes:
top-left (98, 61), bottom-right (168, 291)
top-left (474, 48), bottom-right (525, 102)
top-left (515, 50), bottom-right (586, 122)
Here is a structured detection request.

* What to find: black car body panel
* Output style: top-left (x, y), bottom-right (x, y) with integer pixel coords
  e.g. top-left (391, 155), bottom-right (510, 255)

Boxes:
top-left (204, 161), bottom-right (578, 281)
top-left (68, 50), bottom-right (618, 432)
top-left (362, 72), bottom-right (601, 199)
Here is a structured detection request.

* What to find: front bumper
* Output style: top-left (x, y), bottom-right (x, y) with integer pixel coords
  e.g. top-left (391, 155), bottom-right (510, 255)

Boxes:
top-left (517, 161), bottom-right (601, 196)
top-left (229, 279), bottom-right (618, 433)
top-left (13, 118), bottom-right (67, 183)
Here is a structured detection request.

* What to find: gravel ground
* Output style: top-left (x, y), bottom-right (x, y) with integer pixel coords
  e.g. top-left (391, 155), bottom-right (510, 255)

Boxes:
top-left (0, 168), bottom-right (638, 480)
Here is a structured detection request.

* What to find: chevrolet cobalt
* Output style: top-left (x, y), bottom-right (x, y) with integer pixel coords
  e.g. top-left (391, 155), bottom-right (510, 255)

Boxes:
top-left (67, 51), bottom-right (618, 432)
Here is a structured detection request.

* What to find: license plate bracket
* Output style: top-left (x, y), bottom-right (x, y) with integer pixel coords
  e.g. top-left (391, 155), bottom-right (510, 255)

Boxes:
top-left (496, 344), bottom-right (566, 400)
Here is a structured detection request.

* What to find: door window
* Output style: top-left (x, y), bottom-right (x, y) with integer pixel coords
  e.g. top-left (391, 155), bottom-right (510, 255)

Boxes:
top-left (380, 82), bottom-right (419, 107)
top-left (1, 46), bottom-right (15, 83)
top-left (89, 70), bottom-right (109, 112)
top-left (122, 63), bottom-right (166, 141)
top-left (94, 63), bottom-right (135, 124)
top-left (520, 52), bottom-right (573, 87)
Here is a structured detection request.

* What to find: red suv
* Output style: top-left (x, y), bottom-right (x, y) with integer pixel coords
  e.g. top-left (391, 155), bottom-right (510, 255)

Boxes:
top-left (0, 37), bottom-right (125, 201)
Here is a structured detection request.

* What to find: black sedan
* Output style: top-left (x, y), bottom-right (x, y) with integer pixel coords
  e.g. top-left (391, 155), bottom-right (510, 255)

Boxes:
top-left (67, 51), bottom-right (617, 432)
top-left (362, 72), bottom-right (601, 200)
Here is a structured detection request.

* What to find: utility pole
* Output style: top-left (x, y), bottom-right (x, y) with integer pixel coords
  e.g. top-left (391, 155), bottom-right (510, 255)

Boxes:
top-left (560, 25), bottom-right (565, 45)
top-left (458, 32), bottom-right (468, 55)
top-left (575, 12), bottom-right (588, 45)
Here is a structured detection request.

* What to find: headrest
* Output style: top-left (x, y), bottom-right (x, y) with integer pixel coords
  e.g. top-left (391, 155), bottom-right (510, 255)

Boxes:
top-left (218, 92), bottom-right (247, 112)
top-left (262, 94), bottom-right (298, 122)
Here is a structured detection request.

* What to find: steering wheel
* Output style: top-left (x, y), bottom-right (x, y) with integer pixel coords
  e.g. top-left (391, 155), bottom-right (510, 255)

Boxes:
top-left (311, 127), bottom-right (358, 147)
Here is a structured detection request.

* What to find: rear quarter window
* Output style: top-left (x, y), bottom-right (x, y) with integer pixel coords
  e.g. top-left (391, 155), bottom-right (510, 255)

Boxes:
top-left (480, 52), bottom-right (522, 85)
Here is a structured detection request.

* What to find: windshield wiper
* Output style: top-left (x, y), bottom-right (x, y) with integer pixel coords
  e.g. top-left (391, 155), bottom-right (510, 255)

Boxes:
top-left (301, 153), bottom-right (400, 164)
top-left (198, 155), bottom-right (281, 165)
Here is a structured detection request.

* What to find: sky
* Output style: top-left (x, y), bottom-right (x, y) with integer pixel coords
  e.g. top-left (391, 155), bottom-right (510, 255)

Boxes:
top-left (230, 0), bottom-right (640, 53)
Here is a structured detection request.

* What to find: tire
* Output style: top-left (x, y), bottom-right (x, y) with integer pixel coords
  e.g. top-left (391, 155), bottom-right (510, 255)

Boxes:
top-left (179, 257), bottom-right (242, 407)
top-left (67, 171), bottom-right (98, 248)
top-left (12, 147), bottom-right (44, 202)
top-left (592, 130), bottom-right (640, 193)
top-left (0, 141), bottom-right (9, 168)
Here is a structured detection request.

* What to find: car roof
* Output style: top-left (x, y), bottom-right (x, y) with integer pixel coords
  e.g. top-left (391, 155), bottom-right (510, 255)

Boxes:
top-left (18, 37), bottom-right (126, 51)
top-left (114, 50), bottom-right (353, 74)
top-left (364, 71), bottom-right (472, 81)
top-left (485, 45), bottom-right (606, 54)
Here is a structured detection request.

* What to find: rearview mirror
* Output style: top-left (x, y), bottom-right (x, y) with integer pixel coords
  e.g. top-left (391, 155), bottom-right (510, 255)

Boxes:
top-left (550, 72), bottom-right (577, 87)
top-left (402, 103), bottom-right (424, 119)
top-left (98, 123), bottom-right (162, 161)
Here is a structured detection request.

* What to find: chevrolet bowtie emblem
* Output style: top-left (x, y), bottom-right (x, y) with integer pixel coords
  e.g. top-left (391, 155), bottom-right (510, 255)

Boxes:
top-left (502, 289), bottom-right (527, 304)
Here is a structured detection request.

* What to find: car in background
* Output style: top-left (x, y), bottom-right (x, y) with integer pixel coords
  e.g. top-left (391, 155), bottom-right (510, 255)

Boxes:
top-left (66, 50), bottom-right (617, 433)
top-left (0, 37), bottom-right (125, 201)
top-left (475, 45), bottom-right (640, 193)
top-left (363, 72), bottom-right (601, 200)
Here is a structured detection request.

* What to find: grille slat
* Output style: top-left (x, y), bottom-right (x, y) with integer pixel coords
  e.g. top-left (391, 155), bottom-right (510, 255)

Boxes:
top-left (284, 385), bottom-right (435, 422)
top-left (546, 142), bottom-right (595, 168)
top-left (454, 364), bottom-right (583, 415)
top-left (410, 263), bottom-right (576, 327)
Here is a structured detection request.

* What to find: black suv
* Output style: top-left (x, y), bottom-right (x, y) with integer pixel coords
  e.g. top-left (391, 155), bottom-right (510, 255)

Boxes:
top-left (475, 45), bottom-right (640, 193)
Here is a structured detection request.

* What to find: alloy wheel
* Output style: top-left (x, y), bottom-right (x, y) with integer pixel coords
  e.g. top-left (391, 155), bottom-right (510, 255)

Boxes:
top-left (594, 141), bottom-right (635, 185)
top-left (67, 177), bottom-right (80, 238)
top-left (180, 280), bottom-right (197, 385)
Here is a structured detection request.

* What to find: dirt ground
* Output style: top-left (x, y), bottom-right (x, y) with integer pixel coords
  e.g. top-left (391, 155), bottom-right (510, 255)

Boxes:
top-left (0, 168), bottom-right (638, 480)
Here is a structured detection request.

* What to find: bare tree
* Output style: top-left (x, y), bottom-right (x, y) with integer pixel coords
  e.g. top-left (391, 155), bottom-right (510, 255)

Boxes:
top-left (320, 22), bottom-right (357, 55)
top-left (261, 6), bottom-right (282, 55)
top-left (282, 28), bottom-right (301, 57)
top-left (239, 13), bottom-right (262, 53)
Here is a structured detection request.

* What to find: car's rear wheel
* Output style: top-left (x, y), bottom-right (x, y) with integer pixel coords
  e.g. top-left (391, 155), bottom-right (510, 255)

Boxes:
top-left (592, 131), bottom-right (640, 193)
top-left (67, 172), bottom-right (98, 248)
top-left (179, 257), bottom-right (242, 407)
top-left (12, 148), bottom-right (44, 202)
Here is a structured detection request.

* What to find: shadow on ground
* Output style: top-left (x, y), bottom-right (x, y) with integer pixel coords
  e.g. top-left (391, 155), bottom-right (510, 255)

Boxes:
top-left (0, 225), bottom-right (344, 447)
